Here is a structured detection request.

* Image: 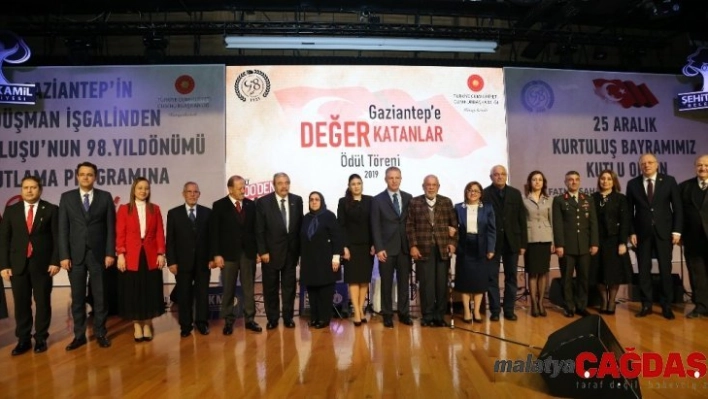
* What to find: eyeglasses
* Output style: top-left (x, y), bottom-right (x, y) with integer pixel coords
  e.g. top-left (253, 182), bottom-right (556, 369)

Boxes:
top-left (466, 189), bottom-right (482, 194)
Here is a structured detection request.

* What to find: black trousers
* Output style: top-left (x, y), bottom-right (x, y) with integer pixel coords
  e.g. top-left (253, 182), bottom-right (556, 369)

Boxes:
top-left (636, 232), bottom-right (674, 307)
top-left (176, 263), bottom-right (210, 330)
top-left (559, 253), bottom-right (590, 311)
top-left (221, 253), bottom-right (256, 323)
top-left (10, 259), bottom-right (53, 342)
top-left (307, 284), bottom-right (335, 324)
top-left (417, 247), bottom-right (449, 322)
top-left (262, 258), bottom-right (297, 323)
top-left (685, 236), bottom-right (708, 312)
top-left (379, 252), bottom-right (411, 318)
top-left (488, 238), bottom-right (519, 315)
top-left (67, 250), bottom-right (108, 338)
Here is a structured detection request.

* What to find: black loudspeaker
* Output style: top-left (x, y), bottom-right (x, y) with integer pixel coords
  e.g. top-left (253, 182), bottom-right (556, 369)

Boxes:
top-left (549, 277), bottom-right (601, 308)
top-left (539, 315), bottom-right (641, 398)
top-left (629, 273), bottom-right (684, 303)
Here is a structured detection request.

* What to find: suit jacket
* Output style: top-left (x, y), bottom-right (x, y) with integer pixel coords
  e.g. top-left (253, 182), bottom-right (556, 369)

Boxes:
top-left (371, 190), bottom-right (412, 256)
top-left (255, 192), bottom-right (303, 269)
top-left (552, 192), bottom-right (599, 255)
top-left (679, 178), bottom-right (708, 252)
top-left (300, 210), bottom-right (344, 286)
top-left (455, 202), bottom-right (496, 258)
top-left (58, 188), bottom-right (116, 264)
top-left (625, 173), bottom-right (683, 240)
top-left (0, 200), bottom-right (59, 275)
top-left (210, 196), bottom-right (257, 261)
top-left (523, 194), bottom-right (553, 244)
top-left (166, 204), bottom-right (211, 271)
top-left (405, 194), bottom-right (458, 260)
top-left (115, 203), bottom-right (165, 271)
top-left (336, 195), bottom-right (373, 247)
top-left (591, 192), bottom-right (630, 242)
top-left (483, 184), bottom-right (528, 252)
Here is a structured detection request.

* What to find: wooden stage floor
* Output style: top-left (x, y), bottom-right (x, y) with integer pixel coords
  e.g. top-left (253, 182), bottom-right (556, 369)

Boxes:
top-left (1, 284), bottom-right (707, 399)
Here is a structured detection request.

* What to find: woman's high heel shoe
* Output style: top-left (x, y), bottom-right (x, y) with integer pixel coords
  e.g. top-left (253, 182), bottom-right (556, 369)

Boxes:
top-left (539, 303), bottom-right (547, 317)
top-left (133, 323), bottom-right (144, 342)
top-left (143, 324), bottom-right (153, 342)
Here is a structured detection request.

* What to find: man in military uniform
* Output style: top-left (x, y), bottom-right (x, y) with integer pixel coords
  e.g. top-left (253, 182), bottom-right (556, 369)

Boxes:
top-left (552, 171), bottom-right (599, 317)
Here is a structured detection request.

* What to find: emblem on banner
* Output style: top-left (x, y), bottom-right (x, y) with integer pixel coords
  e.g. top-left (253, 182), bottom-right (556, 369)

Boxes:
top-left (592, 79), bottom-right (658, 108)
top-left (234, 69), bottom-right (271, 102)
top-left (0, 31), bottom-right (37, 105)
top-left (521, 80), bottom-right (554, 112)
top-left (677, 47), bottom-right (708, 111)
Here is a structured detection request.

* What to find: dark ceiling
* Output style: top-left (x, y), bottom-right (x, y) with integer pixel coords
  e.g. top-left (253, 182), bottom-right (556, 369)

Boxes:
top-left (2, 0), bottom-right (707, 72)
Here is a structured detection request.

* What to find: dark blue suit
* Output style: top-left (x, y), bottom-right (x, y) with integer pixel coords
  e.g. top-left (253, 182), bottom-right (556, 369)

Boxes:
top-left (454, 203), bottom-right (496, 293)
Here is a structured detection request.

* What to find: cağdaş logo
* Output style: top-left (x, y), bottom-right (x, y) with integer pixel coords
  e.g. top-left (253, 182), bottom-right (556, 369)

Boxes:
top-left (593, 79), bottom-right (658, 108)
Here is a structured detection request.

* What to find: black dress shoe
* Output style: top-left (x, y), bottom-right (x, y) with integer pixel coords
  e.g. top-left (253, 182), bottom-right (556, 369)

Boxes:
top-left (462, 318), bottom-right (472, 324)
top-left (360, 317), bottom-right (368, 324)
top-left (503, 312), bottom-right (518, 321)
top-left (662, 307), bottom-right (675, 320)
top-left (563, 309), bottom-right (575, 318)
top-left (354, 320), bottom-right (362, 327)
top-left (283, 319), bottom-right (296, 328)
top-left (420, 320), bottom-right (432, 327)
top-left (539, 305), bottom-right (547, 317)
top-left (687, 309), bottom-right (707, 319)
top-left (308, 320), bottom-right (317, 327)
top-left (576, 309), bottom-right (590, 317)
top-left (11, 341), bottom-right (32, 356)
top-left (314, 322), bottom-right (330, 329)
top-left (223, 322), bottom-right (234, 335)
top-left (489, 314), bottom-right (500, 322)
top-left (65, 337), bottom-right (87, 351)
top-left (383, 317), bottom-right (394, 328)
top-left (473, 316), bottom-right (483, 323)
top-left (434, 319), bottom-right (449, 327)
top-left (196, 324), bottom-right (210, 335)
top-left (266, 321), bottom-right (278, 330)
top-left (245, 321), bottom-right (263, 333)
top-left (34, 340), bottom-right (48, 353)
top-left (635, 307), bottom-right (652, 318)
top-left (180, 330), bottom-right (191, 338)
top-left (96, 336), bottom-right (111, 348)
top-left (399, 317), bottom-right (413, 326)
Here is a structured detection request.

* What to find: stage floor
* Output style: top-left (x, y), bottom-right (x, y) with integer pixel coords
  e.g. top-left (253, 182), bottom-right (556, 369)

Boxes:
top-left (0, 280), bottom-right (706, 399)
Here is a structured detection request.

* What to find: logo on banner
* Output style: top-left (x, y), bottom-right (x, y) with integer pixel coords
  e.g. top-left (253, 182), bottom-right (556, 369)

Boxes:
top-left (592, 79), bottom-right (658, 108)
top-left (0, 31), bottom-right (37, 105)
top-left (521, 80), bottom-right (554, 112)
top-left (678, 47), bottom-right (708, 111)
top-left (175, 75), bottom-right (195, 95)
top-left (467, 74), bottom-right (485, 92)
top-left (234, 69), bottom-right (271, 102)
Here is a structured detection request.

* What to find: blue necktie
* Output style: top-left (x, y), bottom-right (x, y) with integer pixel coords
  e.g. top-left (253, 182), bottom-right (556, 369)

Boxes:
top-left (189, 207), bottom-right (196, 223)
top-left (393, 193), bottom-right (401, 216)
top-left (280, 199), bottom-right (287, 230)
top-left (83, 193), bottom-right (90, 212)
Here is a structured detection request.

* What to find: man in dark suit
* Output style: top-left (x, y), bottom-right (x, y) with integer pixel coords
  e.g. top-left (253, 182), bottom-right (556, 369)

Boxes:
top-left (255, 172), bottom-right (303, 330)
top-left (626, 153), bottom-right (682, 320)
top-left (211, 176), bottom-right (262, 334)
top-left (59, 161), bottom-right (115, 350)
top-left (483, 165), bottom-right (527, 321)
top-left (166, 181), bottom-right (212, 337)
top-left (405, 175), bottom-right (457, 327)
top-left (0, 176), bottom-right (60, 355)
top-left (371, 166), bottom-right (413, 328)
top-left (679, 154), bottom-right (708, 319)
top-left (552, 171), bottom-right (599, 317)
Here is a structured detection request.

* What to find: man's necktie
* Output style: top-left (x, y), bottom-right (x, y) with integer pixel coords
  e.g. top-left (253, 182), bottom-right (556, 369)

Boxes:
top-left (647, 179), bottom-right (654, 203)
top-left (701, 180), bottom-right (707, 191)
top-left (393, 193), bottom-right (401, 216)
top-left (235, 201), bottom-right (243, 222)
top-left (26, 204), bottom-right (34, 257)
top-left (83, 193), bottom-right (90, 212)
top-left (189, 207), bottom-right (196, 224)
top-left (280, 199), bottom-right (287, 230)
top-left (572, 195), bottom-right (577, 204)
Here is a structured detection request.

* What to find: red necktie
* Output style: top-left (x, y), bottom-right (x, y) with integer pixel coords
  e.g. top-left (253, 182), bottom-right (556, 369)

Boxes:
top-left (27, 204), bottom-right (34, 257)
top-left (235, 201), bottom-right (243, 221)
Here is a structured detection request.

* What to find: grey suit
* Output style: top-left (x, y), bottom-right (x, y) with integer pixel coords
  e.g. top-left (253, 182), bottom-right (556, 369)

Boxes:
top-left (371, 189), bottom-right (412, 318)
top-left (59, 188), bottom-right (116, 339)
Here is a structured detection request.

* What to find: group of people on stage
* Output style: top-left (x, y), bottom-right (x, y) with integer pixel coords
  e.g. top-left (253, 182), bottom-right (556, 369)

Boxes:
top-left (2, 153), bottom-right (708, 355)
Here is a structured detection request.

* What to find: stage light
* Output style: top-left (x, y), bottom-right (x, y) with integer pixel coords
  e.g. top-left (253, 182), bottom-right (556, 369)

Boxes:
top-left (224, 36), bottom-right (498, 53)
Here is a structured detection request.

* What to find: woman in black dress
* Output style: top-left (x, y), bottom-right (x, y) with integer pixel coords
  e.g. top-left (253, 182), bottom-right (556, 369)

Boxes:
top-left (591, 170), bottom-right (632, 315)
top-left (336, 174), bottom-right (374, 325)
top-left (454, 182), bottom-right (496, 322)
top-left (301, 192), bottom-right (344, 329)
